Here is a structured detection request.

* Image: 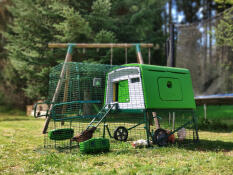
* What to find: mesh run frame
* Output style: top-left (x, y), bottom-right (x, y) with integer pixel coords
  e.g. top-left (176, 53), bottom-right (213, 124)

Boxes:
top-left (37, 62), bottom-right (198, 149)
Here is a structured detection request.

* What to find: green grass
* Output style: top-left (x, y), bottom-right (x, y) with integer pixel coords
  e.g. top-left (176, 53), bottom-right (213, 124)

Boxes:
top-left (0, 112), bottom-right (233, 175)
top-left (196, 105), bottom-right (233, 131)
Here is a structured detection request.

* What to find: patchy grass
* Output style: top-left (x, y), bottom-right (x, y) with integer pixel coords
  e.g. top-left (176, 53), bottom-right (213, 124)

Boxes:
top-left (196, 105), bottom-right (233, 131)
top-left (0, 113), bottom-right (232, 175)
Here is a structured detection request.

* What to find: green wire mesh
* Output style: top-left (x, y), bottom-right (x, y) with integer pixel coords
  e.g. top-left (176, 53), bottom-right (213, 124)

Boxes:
top-left (43, 62), bottom-right (198, 150)
top-left (47, 62), bottom-right (117, 120)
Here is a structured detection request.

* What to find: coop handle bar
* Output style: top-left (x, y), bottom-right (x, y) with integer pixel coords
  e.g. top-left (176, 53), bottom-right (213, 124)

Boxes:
top-left (33, 102), bottom-right (51, 118)
top-left (34, 101), bottom-right (58, 118)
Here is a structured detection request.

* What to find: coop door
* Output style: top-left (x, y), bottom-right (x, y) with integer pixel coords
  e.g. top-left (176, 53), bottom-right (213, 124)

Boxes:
top-left (118, 80), bottom-right (130, 103)
top-left (158, 78), bottom-right (183, 101)
top-left (113, 83), bottom-right (119, 102)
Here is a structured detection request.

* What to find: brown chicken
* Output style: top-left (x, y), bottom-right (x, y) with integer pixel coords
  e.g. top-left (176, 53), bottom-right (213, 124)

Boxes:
top-left (71, 127), bottom-right (97, 143)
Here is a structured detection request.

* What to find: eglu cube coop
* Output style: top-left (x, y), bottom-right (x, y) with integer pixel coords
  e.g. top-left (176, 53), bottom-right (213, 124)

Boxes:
top-left (105, 64), bottom-right (196, 110)
top-left (34, 43), bottom-right (199, 149)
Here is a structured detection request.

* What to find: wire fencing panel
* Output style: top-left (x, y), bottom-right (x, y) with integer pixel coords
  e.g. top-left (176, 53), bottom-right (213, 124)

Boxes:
top-left (47, 62), bottom-right (116, 119)
top-left (175, 13), bottom-right (233, 96)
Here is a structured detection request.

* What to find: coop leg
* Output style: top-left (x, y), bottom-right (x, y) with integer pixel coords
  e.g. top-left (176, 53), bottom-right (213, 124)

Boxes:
top-left (193, 112), bottom-right (199, 142)
top-left (103, 121), bottom-right (106, 138)
top-left (69, 121), bottom-right (72, 149)
top-left (105, 124), bottom-right (113, 138)
top-left (144, 112), bottom-right (151, 147)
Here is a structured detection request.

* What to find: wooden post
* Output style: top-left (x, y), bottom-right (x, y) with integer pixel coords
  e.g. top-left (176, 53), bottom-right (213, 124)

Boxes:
top-left (110, 47), bottom-right (113, 65)
top-left (152, 112), bottom-right (160, 129)
top-left (167, 24), bottom-right (175, 67)
top-left (204, 104), bottom-right (207, 120)
top-left (42, 45), bottom-right (73, 134)
top-left (168, 112), bottom-right (171, 126)
top-left (172, 112), bottom-right (175, 131)
top-left (125, 48), bottom-right (128, 64)
top-left (148, 48), bottom-right (151, 64)
top-left (61, 46), bottom-right (73, 125)
top-left (135, 44), bottom-right (144, 64)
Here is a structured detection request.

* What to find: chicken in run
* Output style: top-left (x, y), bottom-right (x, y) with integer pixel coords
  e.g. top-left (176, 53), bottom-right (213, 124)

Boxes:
top-left (71, 127), bottom-right (96, 143)
top-left (131, 139), bottom-right (152, 148)
top-left (177, 128), bottom-right (186, 141)
top-left (166, 130), bottom-right (175, 144)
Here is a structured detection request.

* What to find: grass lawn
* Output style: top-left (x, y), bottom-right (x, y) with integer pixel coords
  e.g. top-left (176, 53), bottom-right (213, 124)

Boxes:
top-left (0, 113), bottom-right (232, 175)
top-left (196, 105), bottom-right (233, 131)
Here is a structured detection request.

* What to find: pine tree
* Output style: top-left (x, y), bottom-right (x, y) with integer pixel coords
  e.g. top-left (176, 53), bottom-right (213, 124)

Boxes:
top-left (4, 0), bottom-right (57, 100)
top-left (216, 7), bottom-right (233, 48)
top-left (3, 0), bottom-right (167, 103)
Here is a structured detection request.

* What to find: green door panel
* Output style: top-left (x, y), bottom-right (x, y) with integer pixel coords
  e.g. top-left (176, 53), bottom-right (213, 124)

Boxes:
top-left (158, 78), bottom-right (183, 101)
top-left (118, 80), bottom-right (130, 103)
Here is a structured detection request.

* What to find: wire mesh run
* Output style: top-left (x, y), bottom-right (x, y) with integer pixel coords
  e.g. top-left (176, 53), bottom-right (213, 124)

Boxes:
top-left (44, 113), bottom-right (147, 149)
top-left (44, 111), bottom-right (198, 149)
top-left (42, 62), bottom-right (198, 150)
top-left (47, 62), bottom-right (116, 120)
top-left (149, 110), bottom-right (199, 146)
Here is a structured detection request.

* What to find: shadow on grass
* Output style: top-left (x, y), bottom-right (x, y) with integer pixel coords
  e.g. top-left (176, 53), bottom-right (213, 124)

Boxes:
top-left (198, 125), bottom-right (233, 133)
top-left (180, 139), bottom-right (233, 152)
top-left (198, 119), bottom-right (233, 133)
top-left (33, 139), bottom-right (233, 155)
top-left (198, 128), bottom-right (233, 133)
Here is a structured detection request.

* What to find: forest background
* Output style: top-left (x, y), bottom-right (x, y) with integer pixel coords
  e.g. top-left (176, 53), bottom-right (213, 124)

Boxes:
top-left (0, 0), bottom-right (232, 109)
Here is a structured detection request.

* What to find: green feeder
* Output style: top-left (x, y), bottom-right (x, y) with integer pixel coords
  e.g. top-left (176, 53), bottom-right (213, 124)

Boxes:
top-left (79, 138), bottom-right (110, 154)
top-left (48, 128), bottom-right (74, 140)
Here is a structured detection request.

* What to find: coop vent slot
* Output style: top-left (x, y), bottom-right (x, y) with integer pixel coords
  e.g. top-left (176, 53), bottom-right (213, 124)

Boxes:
top-left (131, 77), bottom-right (140, 83)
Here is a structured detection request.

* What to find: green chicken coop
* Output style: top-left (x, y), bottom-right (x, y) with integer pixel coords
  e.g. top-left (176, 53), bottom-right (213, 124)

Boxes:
top-left (34, 43), bottom-right (199, 149)
top-left (103, 63), bottom-right (198, 146)
top-left (105, 64), bottom-right (196, 111)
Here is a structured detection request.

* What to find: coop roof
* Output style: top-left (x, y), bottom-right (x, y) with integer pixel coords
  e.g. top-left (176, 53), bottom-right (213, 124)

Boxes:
top-left (122, 64), bottom-right (190, 74)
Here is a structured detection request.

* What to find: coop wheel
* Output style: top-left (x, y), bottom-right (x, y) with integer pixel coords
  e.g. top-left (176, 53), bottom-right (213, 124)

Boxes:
top-left (114, 126), bottom-right (128, 141)
top-left (153, 128), bottom-right (168, 147)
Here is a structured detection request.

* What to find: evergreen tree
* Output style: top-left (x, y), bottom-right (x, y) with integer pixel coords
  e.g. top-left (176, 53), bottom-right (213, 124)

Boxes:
top-left (4, 0), bottom-right (57, 101)
top-left (216, 7), bottom-right (233, 49)
top-left (3, 0), bottom-right (166, 104)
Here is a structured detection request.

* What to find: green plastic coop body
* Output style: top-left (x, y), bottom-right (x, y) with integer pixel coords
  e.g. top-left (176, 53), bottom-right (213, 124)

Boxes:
top-left (104, 64), bottom-right (196, 111)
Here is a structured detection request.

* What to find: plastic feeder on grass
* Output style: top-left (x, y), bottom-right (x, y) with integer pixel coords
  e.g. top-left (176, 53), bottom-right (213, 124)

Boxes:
top-left (79, 138), bottom-right (110, 154)
top-left (48, 128), bottom-right (74, 140)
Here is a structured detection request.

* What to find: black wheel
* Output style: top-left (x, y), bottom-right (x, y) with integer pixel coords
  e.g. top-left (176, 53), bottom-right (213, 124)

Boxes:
top-left (153, 128), bottom-right (168, 147)
top-left (114, 126), bottom-right (128, 141)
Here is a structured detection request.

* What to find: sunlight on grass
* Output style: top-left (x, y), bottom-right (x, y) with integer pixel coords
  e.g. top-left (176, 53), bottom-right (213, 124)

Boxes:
top-left (0, 114), bottom-right (232, 175)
